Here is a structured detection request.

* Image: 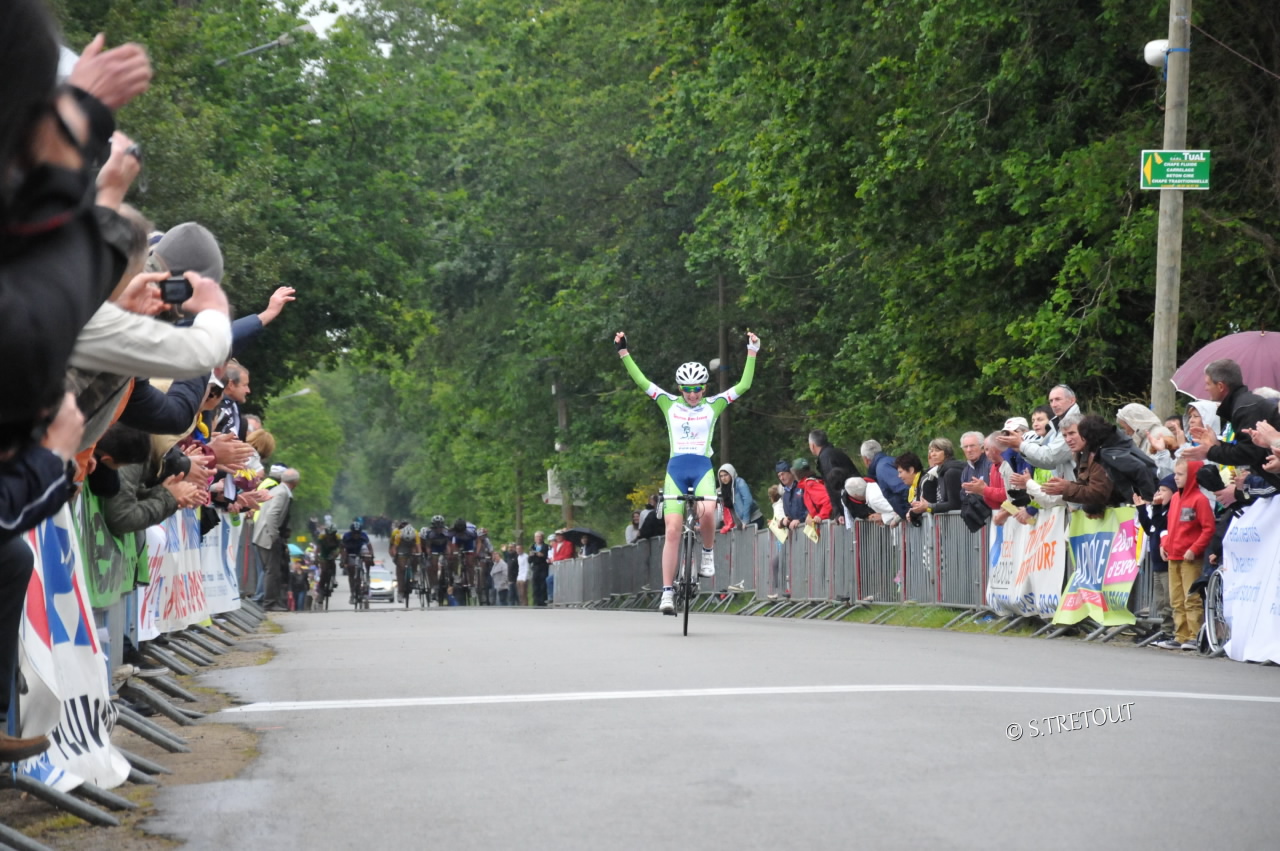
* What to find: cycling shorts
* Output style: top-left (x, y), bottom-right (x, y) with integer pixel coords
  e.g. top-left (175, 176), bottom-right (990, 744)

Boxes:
top-left (662, 454), bottom-right (715, 516)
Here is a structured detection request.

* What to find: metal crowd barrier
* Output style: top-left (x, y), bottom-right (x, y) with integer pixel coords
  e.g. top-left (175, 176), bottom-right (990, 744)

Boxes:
top-left (549, 512), bottom-right (990, 607)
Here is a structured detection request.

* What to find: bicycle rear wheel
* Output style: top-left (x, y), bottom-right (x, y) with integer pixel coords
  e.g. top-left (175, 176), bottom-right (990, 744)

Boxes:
top-left (1205, 569), bottom-right (1229, 655)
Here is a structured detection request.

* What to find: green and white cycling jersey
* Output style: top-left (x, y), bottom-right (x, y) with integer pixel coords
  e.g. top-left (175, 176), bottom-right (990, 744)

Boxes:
top-left (621, 354), bottom-right (756, 458)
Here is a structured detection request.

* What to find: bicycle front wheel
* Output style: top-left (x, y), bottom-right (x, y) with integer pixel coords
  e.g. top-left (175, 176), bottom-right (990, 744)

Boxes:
top-left (681, 530), bottom-right (698, 636)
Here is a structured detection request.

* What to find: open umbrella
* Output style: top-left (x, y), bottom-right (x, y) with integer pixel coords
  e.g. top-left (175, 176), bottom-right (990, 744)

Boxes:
top-left (1171, 330), bottom-right (1280, 397)
top-left (562, 527), bottom-right (607, 554)
top-left (287, 543), bottom-right (304, 557)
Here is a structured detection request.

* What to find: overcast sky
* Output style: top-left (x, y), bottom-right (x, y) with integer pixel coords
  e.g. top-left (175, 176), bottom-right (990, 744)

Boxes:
top-left (306, 0), bottom-right (360, 36)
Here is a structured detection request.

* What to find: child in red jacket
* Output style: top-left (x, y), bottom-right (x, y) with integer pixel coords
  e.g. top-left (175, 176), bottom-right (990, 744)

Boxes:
top-left (1160, 458), bottom-right (1215, 650)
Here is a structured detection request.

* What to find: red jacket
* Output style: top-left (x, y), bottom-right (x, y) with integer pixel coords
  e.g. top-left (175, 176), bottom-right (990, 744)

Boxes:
top-left (1164, 460), bottom-right (1215, 559)
top-left (550, 539), bottom-right (575, 562)
top-left (796, 476), bottom-right (832, 520)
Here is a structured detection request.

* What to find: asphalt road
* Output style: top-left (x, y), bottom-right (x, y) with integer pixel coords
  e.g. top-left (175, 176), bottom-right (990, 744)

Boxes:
top-left (146, 601), bottom-right (1280, 850)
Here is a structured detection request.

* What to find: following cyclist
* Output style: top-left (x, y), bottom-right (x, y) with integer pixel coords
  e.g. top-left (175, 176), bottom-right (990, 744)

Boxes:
top-left (614, 329), bottom-right (760, 615)
top-left (341, 521), bottom-right (372, 603)
top-left (420, 515), bottom-right (452, 604)
top-left (450, 518), bottom-right (478, 605)
top-left (390, 520), bottom-right (420, 603)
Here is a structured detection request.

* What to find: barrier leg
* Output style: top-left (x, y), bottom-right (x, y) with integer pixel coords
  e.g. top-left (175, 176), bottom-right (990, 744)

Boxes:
top-left (212, 615), bottom-right (248, 636)
top-left (146, 675), bottom-right (201, 704)
top-left (179, 630), bottom-right (227, 656)
top-left (113, 704), bottom-right (190, 753)
top-left (192, 623), bottom-right (237, 647)
top-left (121, 681), bottom-right (195, 727)
top-left (141, 646), bottom-right (195, 677)
top-left (3, 776), bottom-right (119, 827)
top-left (155, 638), bottom-right (212, 667)
top-left (127, 767), bottom-right (159, 786)
top-left (115, 746), bottom-right (172, 776)
top-left (0, 821), bottom-right (57, 851)
top-left (72, 781), bottom-right (138, 811)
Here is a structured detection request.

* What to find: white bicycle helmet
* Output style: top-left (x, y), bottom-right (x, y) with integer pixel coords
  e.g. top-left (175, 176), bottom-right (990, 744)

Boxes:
top-left (674, 362), bottom-right (709, 385)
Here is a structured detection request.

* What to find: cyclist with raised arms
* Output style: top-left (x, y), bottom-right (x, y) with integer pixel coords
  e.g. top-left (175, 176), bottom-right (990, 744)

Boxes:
top-left (615, 329), bottom-right (761, 615)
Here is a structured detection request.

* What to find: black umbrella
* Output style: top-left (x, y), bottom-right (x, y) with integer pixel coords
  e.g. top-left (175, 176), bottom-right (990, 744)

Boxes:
top-left (562, 527), bottom-right (607, 553)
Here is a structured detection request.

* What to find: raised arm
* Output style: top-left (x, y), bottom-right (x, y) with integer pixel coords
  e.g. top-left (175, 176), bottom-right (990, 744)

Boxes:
top-left (615, 331), bottom-right (656, 394)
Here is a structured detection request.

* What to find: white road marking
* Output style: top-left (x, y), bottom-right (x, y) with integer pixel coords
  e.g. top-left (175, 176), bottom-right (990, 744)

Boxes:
top-left (221, 684), bottom-right (1280, 714)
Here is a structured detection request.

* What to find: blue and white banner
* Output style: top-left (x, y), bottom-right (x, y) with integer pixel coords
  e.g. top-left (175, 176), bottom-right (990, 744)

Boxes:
top-left (985, 508), bottom-right (1068, 618)
top-left (200, 513), bottom-right (243, 614)
top-left (138, 509), bottom-right (208, 639)
top-left (17, 505), bottom-right (129, 791)
top-left (1223, 497), bottom-right (1280, 664)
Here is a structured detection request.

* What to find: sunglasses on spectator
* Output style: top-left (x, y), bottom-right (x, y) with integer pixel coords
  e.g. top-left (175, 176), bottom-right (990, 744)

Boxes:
top-left (680, 385), bottom-right (705, 394)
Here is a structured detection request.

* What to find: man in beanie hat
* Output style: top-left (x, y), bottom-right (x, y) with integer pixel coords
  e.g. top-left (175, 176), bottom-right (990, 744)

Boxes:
top-left (776, 459), bottom-right (807, 530)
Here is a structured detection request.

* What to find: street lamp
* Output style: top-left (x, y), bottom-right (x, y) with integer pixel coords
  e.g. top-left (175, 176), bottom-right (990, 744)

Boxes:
top-left (214, 24), bottom-right (316, 66)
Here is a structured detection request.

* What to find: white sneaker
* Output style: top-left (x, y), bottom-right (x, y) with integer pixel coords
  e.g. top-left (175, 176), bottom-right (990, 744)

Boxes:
top-left (699, 549), bottom-right (716, 578)
top-left (659, 590), bottom-right (675, 615)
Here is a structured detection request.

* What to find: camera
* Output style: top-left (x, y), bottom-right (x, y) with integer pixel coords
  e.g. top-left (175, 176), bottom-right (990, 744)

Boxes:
top-left (160, 270), bottom-right (194, 305)
top-left (157, 445), bottom-right (191, 482)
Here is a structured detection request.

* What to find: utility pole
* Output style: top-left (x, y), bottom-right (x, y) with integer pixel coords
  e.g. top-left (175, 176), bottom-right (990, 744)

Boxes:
top-left (552, 379), bottom-right (573, 526)
top-left (1150, 0), bottom-right (1191, 418)
top-left (717, 273), bottom-right (729, 461)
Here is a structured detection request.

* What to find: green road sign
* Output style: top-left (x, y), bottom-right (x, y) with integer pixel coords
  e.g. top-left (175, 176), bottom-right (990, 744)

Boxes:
top-left (1140, 150), bottom-right (1210, 190)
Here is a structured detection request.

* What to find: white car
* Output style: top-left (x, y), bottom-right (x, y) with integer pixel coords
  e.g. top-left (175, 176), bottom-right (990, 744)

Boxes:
top-left (367, 566), bottom-right (396, 603)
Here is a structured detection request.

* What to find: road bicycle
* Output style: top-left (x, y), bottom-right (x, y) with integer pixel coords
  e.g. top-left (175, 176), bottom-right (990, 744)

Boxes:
top-left (1203, 567), bottom-right (1229, 656)
top-left (316, 559), bottom-right (336, 611)
top-left (408, 553), bottom-right (430, 609)
top-left (667, 488), bottom-right (719, 636)
top-left (348, 552), bottom-right (370, 611)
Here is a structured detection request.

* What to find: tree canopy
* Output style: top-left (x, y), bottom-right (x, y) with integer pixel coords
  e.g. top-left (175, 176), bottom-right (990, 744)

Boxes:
top-left (55, 0), bottom-right (1280, 542)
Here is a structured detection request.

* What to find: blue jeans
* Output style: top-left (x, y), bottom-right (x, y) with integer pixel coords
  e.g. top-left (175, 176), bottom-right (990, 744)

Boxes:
top-left (292, 590), bottom-right (307, 611)
top-left (546, 573), bottom-right (555, 604)
top-left (252, 546), bottom-right (267, 603)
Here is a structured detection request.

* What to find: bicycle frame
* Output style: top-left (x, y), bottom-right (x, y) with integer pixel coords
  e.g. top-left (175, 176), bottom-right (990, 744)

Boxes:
top-left (667, 488), bottom-right (719, 636)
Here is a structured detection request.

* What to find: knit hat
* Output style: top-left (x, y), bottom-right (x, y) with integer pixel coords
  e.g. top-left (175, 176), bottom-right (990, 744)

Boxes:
top-left (844, 476), bottom-right (868, 501)
top-left (148, 222), bottom-right (224, 283)
top-left (1157, 474), bottom-right (1176, 493)
top-left (775, 460), bottom-right (791, 473)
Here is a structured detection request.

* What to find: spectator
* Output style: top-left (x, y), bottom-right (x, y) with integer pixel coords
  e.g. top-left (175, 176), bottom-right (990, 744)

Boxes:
top-left (841, 476), bottom-right (900, 526)
top-left (1002, 384), bottom-right (1081, 481)
top-left (492, 551), bottom-right (511, 605)
top-left (1177, 400), bottom-right (1220, 458)
top-left (1116, 403), bottom-right (1163, 453)
top-left (515, 543), bottom-right (530, 606)
top-left (913, 438), bottom-right (965, 517)
top-left (957, 431), bottom-right (993, 531)
top-left (288, 559), bottom-right (309, 612)
top-left (959, 433), bottom-right (1008, 527)
top-left (765, 483), bottom-right (786, 599)
top-left (1144, 425), bottom-right (1177, 480)
top-left (860, 439), bottom-right (910, 519)
top-left (1163, 415), bottom-right (1186, 450)
top-left (1160, 459), bottom-right (1215, 650)
top-left (776, 460), bottom-right (808, 530)
top-left (1030, 405), bottom-right (1054, 439)
top-left (718, 463), bottom-right (764, 531)
top-left (529, 531), bottom-right (550, 606)
top-left (624, 510), bottom-right (641, 544)
top-left (895, 451), bottom-right (927, 526)
top-left (1138, 475), bottom-right (1176, 646)
top-left (716, 466), bottom-right (736, 532)
top-left (808, 430), bottom-right (859, 520)
top-left (1040, 414), bottom-right (1123, 516)
top-left (1181, 358), bottom-right (1280, 491)
top-left (252, 468), bottom-right (299, 611)
top-left (549, 529), bottom-right (575, 604)
top-left (791, 458), bottom-right (832, 523)
top-left (214, 359), bottom-right (250, 439)
top-left (636, 493), bottom-right (664, 539)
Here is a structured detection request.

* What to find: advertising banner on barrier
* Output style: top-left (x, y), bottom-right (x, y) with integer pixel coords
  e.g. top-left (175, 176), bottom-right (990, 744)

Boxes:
top-left (985, 508), bottom-right (1068, 618)
top-left (17, 506), bottom-right (130, 791)
top-left (1054, 506), bottom-right (1139, 626)
top-left (138, 509), bottom-right (209, 637)
top-left (200, 513), bottom-right (243, 614)
top-left (80, 486), bottom-right (148, 608)
top-left (1223, 497), bottom-right (1280, 664)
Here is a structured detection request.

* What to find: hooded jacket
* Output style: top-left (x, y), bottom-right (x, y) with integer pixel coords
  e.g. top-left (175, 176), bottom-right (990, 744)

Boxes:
top-left (1164, 459), bottom-right (1215, 559)
top-left (717, 463), bottom-right (762, 527)
top-left (1116, 403), bottom-right (1163, 451)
